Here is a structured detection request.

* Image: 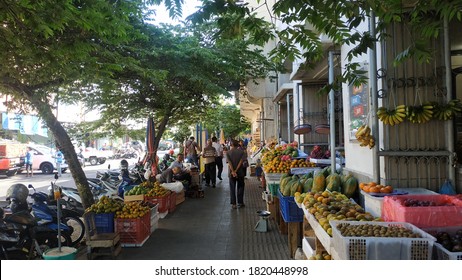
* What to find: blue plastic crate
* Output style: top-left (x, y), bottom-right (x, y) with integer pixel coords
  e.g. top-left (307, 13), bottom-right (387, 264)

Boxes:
top-left (278, 189), bottom-right (304, 222)
top-left (94, 212), bottom-right (115, 233)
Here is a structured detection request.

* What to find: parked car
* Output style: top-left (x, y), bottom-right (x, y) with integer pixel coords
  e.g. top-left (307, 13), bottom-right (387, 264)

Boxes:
top-left (18, 145), bottom-right (68, 174)
top-left (81, 147), bottom-right (107, 165)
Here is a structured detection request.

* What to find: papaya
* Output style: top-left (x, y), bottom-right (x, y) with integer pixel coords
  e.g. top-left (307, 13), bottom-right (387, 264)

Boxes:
top-left (343, 176), bottom-right (358, 198)
top-left (326, 173), bottom-right (342, 192)
top-left (280, 176), bottom-right (292, 192)
top-left (290, 181), bottom-right (303, 196)
top-left (312, 173), bottom-right (326, 192)
top-left (283, 175), bottom-right (298, 196)
top-left (303, 178), bottom-right (313, 193)
top-left (321, 166), bottom-right (330, 178)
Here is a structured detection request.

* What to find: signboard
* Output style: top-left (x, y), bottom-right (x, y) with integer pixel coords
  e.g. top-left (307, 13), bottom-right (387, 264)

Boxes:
top-left (349, 69), bottom-right (369, 140)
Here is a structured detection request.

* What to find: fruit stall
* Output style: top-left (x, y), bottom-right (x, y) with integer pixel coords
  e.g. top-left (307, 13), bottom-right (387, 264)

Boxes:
top-left (86, 181), bottom-right (185, 248)
top-left (261, 142), bottom-right (462, 260)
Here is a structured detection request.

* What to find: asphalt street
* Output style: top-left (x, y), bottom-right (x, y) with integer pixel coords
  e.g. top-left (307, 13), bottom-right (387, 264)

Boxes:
top-left (0, 158), bottom-right (140, 200)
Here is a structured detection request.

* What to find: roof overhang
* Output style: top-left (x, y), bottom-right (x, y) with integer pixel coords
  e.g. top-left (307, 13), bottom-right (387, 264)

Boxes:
top-left (273, 82), bottom-right (293, 103)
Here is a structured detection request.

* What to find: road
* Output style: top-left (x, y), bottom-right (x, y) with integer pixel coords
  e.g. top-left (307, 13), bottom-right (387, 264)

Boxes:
top-left (0, 158), bottom-right (140, 200)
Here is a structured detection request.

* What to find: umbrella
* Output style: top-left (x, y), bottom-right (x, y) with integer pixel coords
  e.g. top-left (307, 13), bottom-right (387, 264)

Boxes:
top-left (143, 117), bottom-right (157, 177)
top-left (220, 129), bottom-right (225, 145)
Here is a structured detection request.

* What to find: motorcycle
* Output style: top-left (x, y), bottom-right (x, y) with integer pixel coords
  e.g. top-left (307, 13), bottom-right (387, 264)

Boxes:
top-left (159, 153), bottom-right (176, 172)
top-left (29, 183), bottom-right (85, 247)
top-left (2, 184), bottom-right (71, 260)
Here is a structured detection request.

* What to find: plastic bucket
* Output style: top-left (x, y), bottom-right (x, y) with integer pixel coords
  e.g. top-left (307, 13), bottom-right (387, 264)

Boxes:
top-left (43, 246), bottom-right (77, 260)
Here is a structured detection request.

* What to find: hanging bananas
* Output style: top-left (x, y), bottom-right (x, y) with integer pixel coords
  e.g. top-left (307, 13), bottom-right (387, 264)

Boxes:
top-left (377, 105), bottom-right (407, 126)
top-left (433, 99), bottom-right (462, 121)
top-left (406, 102), bottom-right (433, 124)
top-left (355, 124), bottom-right (375, 149)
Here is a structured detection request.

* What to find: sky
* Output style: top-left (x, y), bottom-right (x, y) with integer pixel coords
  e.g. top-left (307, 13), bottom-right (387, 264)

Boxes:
top-left (150, 0), bottom-right (202, 25)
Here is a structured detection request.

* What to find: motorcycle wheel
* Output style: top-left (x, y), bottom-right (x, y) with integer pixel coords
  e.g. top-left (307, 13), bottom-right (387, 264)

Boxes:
top-left (63, 216), bottom-right (85, 246)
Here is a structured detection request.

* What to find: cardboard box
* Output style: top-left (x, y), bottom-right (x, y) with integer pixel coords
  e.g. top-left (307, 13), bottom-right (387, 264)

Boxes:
top-left (124, 194), bottom-right (144, 202)
top-left (176, 190), bottom-right (185, 205)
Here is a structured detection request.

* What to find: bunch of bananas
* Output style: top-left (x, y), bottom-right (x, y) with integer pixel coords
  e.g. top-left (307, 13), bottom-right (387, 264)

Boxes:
top-left (406, 103), bottom-right (433, 124)
top-left (377, 105), bottom-right (406, 126)
top-left (433, 99), bottom-right (462, 121)
top-left (355, 124), bottom-right (375, 149)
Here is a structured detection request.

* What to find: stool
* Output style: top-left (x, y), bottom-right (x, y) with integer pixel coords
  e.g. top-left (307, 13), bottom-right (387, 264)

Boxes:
top-left (254, 210), bottom-right (271, 232)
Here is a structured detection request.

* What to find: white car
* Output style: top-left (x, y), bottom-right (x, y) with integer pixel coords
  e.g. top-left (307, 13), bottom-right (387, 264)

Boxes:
top-left (81, 147), bottom-right (108, 165)
top-left (27, 145), bottom-right (68, 174)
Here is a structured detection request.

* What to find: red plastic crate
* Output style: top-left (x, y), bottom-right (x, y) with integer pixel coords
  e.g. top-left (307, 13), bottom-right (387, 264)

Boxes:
top-left (169, 192), bottom-right (177, 213)
top-left (115, 213), bottom-right (150, 245)
top-left (145, 192), bottom-right (170, 213)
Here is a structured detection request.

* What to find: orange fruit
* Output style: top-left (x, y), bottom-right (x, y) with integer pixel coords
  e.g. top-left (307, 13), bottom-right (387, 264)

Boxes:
top-left (362, 185), bottom-right (371, 192)
top-left (369, 186), bottom-right (380, 193)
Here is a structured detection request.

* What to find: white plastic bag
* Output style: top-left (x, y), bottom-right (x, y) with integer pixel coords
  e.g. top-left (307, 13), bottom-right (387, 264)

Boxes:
top-left (161, 181), bottom-right (184, 193)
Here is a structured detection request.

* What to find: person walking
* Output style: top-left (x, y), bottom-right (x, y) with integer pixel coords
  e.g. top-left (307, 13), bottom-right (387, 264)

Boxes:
top-left (55, 148), bottom-right (64, 177)
top-left (211, 136), bottom-right (224, 180)
top-left (226, 139), bottom-right (247, 209)
top-left (184, 136), bottom-right (200, 167)
top-left (24, 147), bottom-right (33, 177)
top-left (202, 139), bottom-right (217, 188)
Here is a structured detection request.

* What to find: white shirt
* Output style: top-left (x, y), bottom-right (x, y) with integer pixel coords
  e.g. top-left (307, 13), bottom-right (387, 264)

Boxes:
top-left (212, 142), bottom-right (223, 157)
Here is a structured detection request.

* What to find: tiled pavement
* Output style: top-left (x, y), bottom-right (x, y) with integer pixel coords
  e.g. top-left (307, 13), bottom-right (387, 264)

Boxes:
top-left (119, 167), bottom-right (291, 260)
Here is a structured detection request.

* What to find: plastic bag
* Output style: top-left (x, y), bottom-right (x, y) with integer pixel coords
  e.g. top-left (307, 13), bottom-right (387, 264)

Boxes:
top-left (161, 181), bottom-right (184, 193)
top-left (439, 180), bottom-right (456, 195)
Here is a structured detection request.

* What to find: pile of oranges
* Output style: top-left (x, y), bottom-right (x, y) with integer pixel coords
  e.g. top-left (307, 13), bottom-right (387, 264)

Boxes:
top-left (359, 182), bottom-right (394, 194)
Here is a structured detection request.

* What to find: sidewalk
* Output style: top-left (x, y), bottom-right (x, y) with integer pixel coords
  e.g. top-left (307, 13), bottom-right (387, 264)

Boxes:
top-left (119, 167), bottom-right (291, 260)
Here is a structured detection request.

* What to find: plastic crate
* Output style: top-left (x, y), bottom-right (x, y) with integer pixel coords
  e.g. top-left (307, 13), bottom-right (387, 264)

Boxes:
top-left (278, 189), bottom-right (304, 222)
top-left (145, 192), bottom-right (170, 213)
top-left (115, 213), bottom-right (151, 246)
top-left (290, 167), bottom-right (320, 175)
top-left (94, 212), bottom-right (115, 233)
top-left (267, 183), bottom-right (279, 196)
top-left (150, 212), bottom-right (160, 234)
top-left (423, 226), bottom-right (462, 260)
top-left (169, 192), bottom-right (177, 213)
top-left (382, 194), bottom-right (462, 228)
top-left (265, 173), bottom-right (285, 182)
top-left (330, 220), bottom-right (436, 260)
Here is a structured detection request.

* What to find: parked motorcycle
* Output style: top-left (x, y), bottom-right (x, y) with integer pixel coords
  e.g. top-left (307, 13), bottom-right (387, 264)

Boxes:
top-left (1, 184), bottom-right (70, 260)
top-left (29, 184), bottom-right (84, 247)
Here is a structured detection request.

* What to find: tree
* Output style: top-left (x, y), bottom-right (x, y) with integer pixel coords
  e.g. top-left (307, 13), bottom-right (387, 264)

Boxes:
top-left (187, 0), bottom-right (462, 88)
top-left (83, 23), bottom-right (273, 161)
top-left (203, 103), bottom-right (251, 139)
top-left (0, 0), bottom-right (155, 208)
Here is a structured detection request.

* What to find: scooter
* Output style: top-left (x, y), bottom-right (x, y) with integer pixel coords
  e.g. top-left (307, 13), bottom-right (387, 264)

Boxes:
top-left (29, 183), bottom-right (84, 247)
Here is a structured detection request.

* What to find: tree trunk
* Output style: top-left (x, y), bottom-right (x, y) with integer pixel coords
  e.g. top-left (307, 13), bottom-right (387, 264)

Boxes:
top-left (28, 91), bottom-right (95, 209)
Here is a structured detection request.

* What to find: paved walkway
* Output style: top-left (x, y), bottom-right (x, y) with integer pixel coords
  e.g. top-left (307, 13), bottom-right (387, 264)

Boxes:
top-left (120, 166), bottom-right (290, 260)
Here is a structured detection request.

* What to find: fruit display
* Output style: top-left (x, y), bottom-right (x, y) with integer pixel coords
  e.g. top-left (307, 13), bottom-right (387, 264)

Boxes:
top-left (335, 223), bottom-right (422, 238)
top-left (281, 167), bottom-right (359, 199)
top-left (377, 104), bottom-right (406, 126)
top-left (145, 181), bottom-right (170, 197)
top-left (303, 190), bottom-right (377, 236)
top-left (432, 99), bottom-right (462, 121)
top-left (125, 185), bottom-right (149, 196)
top-left (308, 252), bottom-right (331, 260)
top-left (434, 230), bottom-right (462, 252)
top-left (406, 103), bottom-right (434, 124)
top-left (86, 195), bottom-right (124, 214)
top-left (310, 145), bottom-right (324, 159)
top-left (359, 182), bottom-right (394, 194)
top-left (354, 124), bottom-right (375, 148)
top-left (262, 142), bottom-right (314, 173)
top-left (115, 201), bottom-right (151, 219)
top-left (402, 198), bottom-right (455, 207)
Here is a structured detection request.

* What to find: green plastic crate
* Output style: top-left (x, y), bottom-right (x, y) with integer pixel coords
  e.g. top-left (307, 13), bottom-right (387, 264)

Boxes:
top-left (267, 183), bottom-right (280, 196)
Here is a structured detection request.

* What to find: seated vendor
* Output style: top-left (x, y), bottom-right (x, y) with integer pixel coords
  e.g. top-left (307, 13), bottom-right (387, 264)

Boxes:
top-left (158, 166), bottom-right (181, 184)
top-left (169, 154), bottom-right (192, 186)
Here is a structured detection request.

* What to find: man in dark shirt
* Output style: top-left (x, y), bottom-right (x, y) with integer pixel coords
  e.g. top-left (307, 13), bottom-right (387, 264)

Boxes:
top-left (158, 166), bottom-right (181, 184)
